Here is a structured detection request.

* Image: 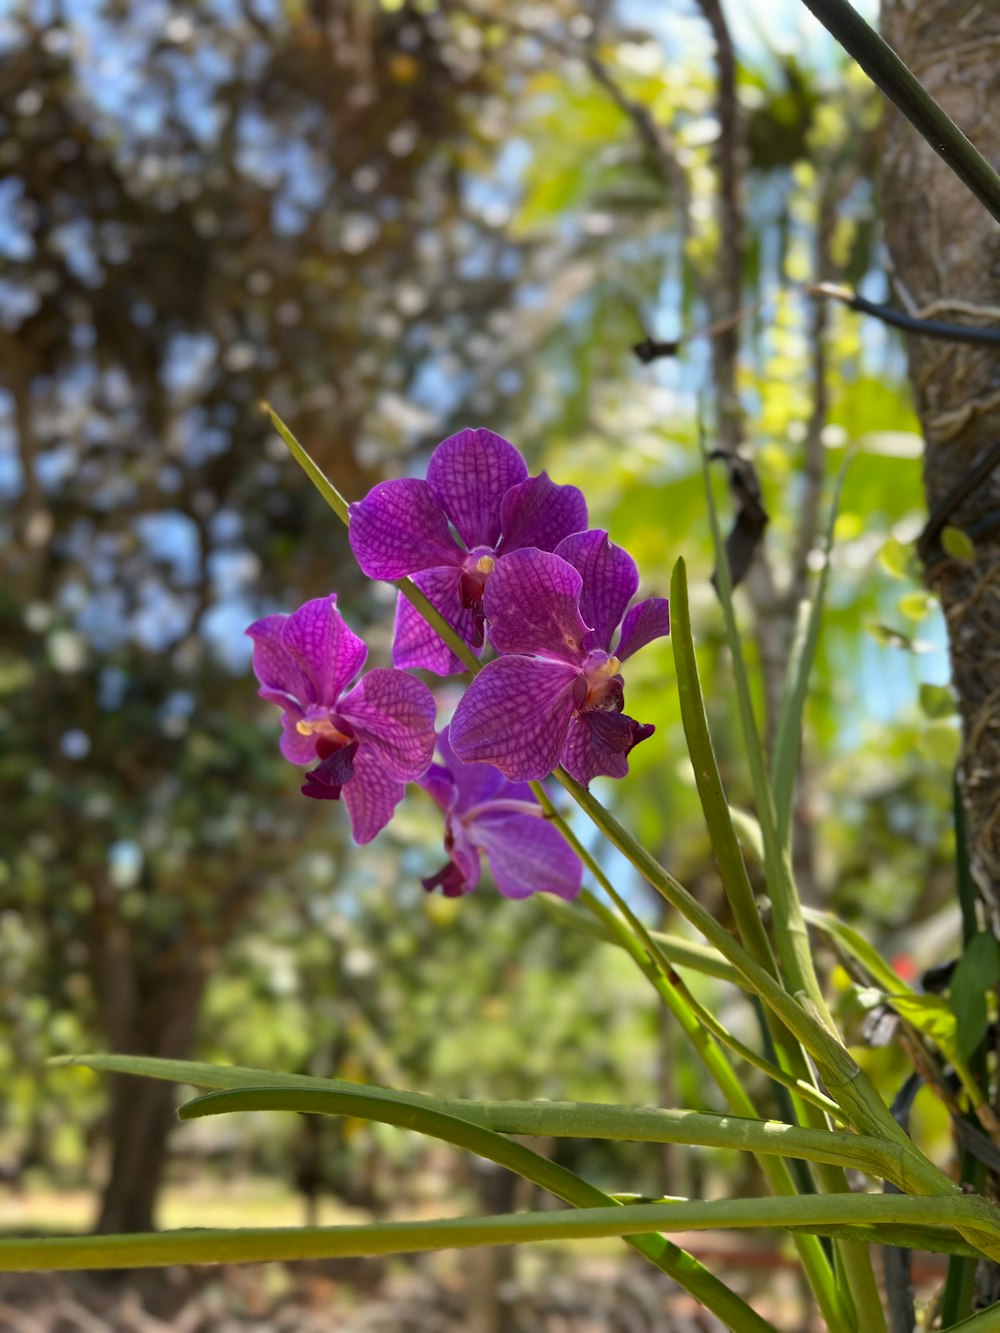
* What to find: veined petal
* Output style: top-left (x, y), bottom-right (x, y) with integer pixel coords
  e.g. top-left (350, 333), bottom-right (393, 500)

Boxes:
top-left (279, 711), bottom-right (317, 765)
top-left (247, 613), bottom-right (316, 706)
top-left (338, 668), bottom-right (436, 781)
top-left (450, 655), bottom-right (579, 782)
top-left (436, 724), bottom-right (507, 810)
top-left (555, 531), bottom-right (638, 653)
top-left (484, 549), bottom-right (590, 663)
top-left (279, 596), bottom-right (368, 707)
top-left (561, 711), bottom-right (655, 785)
top-left (497, 472), bottom-right (588, 556)
top-left (426, 428), bottom-right (528, 550)
top-left (343, 747), bottom-right (407, 844)
top-left (617, 596), bottom-right (670, 661)
top-left (471, 811), bottom-right (582, 900)
top-left (418, 761), bottom-right (456, 812)
top-left (392, 568), bottom-right (479, 676)
top-left (348, 478), bottom-right (462, 579)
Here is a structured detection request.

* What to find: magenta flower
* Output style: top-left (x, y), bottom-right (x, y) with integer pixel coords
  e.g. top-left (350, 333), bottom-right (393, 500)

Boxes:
top-left (247, 595), bottom-right (436, 844)
top-left (348, 427), bottom-right (587, 675)
top-left (420, 729), bottom-right (581, 900)
top-left (449, 531), bottom-right (669, 784)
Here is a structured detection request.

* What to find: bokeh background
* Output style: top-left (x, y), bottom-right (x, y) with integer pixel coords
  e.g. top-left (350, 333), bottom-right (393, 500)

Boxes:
top-left (0, 0), bottom-right (965, 1327)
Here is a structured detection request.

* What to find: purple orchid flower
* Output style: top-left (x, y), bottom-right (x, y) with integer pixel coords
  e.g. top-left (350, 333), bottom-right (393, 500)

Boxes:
top-left (449, 530), bottom-right (669, 785)
top-left (348, 427), bottom-right (588, 676)
top-left (247, 595), bottom-right (436, 844)
top-left (420, 729), bottom-right (581, 900)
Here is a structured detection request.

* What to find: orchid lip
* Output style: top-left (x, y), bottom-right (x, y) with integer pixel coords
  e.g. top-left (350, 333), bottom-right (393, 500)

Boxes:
top-left (295, 716), bottom-right (352, 744)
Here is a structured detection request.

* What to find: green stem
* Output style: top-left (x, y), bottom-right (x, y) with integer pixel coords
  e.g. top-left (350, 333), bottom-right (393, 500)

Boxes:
top-left (666, 969), bottom-right (843, 1120)
top-left (574, 892), bottom-right (851, 1331)
top-left (180, 1087), bottom-right (768, 1331)
top-left (670, 559), bottom-right (779, 979)
top-left (672, 555), bottom-right (884, 1329)
top-left (548, 772), bottom-right (967, 1196)
top-left (268, 407), bottom-right (481, 674)
top-left (941, 1302), bottom-right (1000, 1333)
top-left (771, 462), bottom-right (848, 846)
top-left (699, 463), bottom-right (831, 1027)
top-left (797, 0), bottom-right (1000, 224)
top-left (53, 1054), bottom-right (915, 1184)
top-left (539, 896), bottom-right (743, 985)
top-left (4, 1194), bottom-right (998, 1273)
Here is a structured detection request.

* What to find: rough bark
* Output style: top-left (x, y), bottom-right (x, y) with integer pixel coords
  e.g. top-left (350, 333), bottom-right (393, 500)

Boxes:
top-left (881, 0), bottom-right (1000, 928)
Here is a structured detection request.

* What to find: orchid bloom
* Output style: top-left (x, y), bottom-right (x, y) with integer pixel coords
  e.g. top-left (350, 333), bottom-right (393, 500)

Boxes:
top-left (348, 427), bottom-right (587, 675)
top-left (420, 729), bottom-right (581, 900)
top-left (449, 531), bottom-right (669, 784)
top-left (247, 595), bottom-right (436, 843)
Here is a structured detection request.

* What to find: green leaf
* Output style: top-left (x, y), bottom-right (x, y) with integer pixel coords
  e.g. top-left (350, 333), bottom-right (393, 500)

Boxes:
top-left (922, 721), bottom-right (961, 769)
top-left (803, 909), bottom-right (914, 996)
top-left (919, 684), bottom-right (957, 719)
top-left (878, 536), bottom-right (911, 578)
top-left (950, 934), bottom-right (1000, 1064)
top-left (899, 591), bottom-right (932, 621)
top-left (2, 1194), bottom-right (997, 1273)
top-left (941, 525), bottom-right (976, 560)
top-left (887, 992), bottom-right (958, 1054)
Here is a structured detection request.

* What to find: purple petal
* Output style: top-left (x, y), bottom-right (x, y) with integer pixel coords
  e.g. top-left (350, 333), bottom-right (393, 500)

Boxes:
top-left (422, 821), bottom-right (481, 896)
top-left (349, 479), bottom-right (463, 579)
top-left (496, 472), bottom-right (588, 556)
top-left (392, 568), bottom-right (479, 677)
top-left (425, 428), bottom-right (528, 550)
top-left (449, 655), bottom-right (579, 782)
top-left (279, 710), bottom-right (317, 765)
top-left (342, 747), bottom-right (407, 844)
top-left (337, 668), bottom-right (436, 781)
top-left (616, 597), bottom-right (671, 661)
top-left (301, 773), bottom-right (344, 801)
top-left (554, 532), bottom-right (638, 653)
top-left (436, 725), bottom-right (507, 811)
top-left (248, 613), bottom-right (316, 706)
top-left (419, 761), bottom-right (456, 812)
top-left (422, 859), bottom-right (475, 897)
top-left (561, 711), bottom-right (656, 785)
top-left (301, 740), bottom-right (359, 799)
top-left (484, 549), bottom-right (590, 663)
top-left (471, 811), bottom-right (582, 900)
top-left (279, 596), bottom-right (368, 707)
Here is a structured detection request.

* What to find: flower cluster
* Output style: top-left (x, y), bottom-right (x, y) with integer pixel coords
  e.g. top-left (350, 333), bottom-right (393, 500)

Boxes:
top-left (248, 428), bottom-right (669, 900)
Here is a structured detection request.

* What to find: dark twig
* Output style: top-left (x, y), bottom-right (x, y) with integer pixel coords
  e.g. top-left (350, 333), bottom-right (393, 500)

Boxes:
top-left (807, 283), bottom-right (1000, 347)
top-left (633, 298), bottom-right (764, 363)
top-left (797, 0), bottom-right (1000, 223)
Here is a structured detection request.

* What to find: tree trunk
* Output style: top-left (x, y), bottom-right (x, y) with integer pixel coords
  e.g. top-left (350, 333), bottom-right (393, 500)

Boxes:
top-left (94, 958), bottom-right (207, 1234)
top-left (880, 0), bottom-right (1000, 928)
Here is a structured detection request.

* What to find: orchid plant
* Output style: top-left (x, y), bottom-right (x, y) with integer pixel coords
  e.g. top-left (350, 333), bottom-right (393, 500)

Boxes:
top-left (7, 420), bottom-right (1000, 1333)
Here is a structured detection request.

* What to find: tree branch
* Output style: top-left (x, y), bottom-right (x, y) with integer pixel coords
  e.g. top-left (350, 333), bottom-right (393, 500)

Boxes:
top-left (798, 0), bottom-right (1000, 222)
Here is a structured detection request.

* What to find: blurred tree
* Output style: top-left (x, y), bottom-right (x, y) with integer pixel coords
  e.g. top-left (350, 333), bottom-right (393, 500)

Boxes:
top-left (0, 0), bottom-right (971, 1283)
top-left (0, 0), bottom-right (525, 1233)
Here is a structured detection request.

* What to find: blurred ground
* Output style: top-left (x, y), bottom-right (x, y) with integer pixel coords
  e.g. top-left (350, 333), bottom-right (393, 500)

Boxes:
top-left (0, 1254), bottom-right (813, 1333)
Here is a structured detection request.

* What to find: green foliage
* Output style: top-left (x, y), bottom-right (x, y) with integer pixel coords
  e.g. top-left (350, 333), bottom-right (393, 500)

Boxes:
top-left (950, 934), bottom-right (1000, 1064)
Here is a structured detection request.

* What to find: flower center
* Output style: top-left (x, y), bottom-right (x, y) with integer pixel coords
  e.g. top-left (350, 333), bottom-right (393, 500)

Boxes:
top-left (459, 548), bottom-right (497, 610)
top-left (576, 652), bottom-right (623, 713)
top-left (295, 716), bottom-right (352, 744)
